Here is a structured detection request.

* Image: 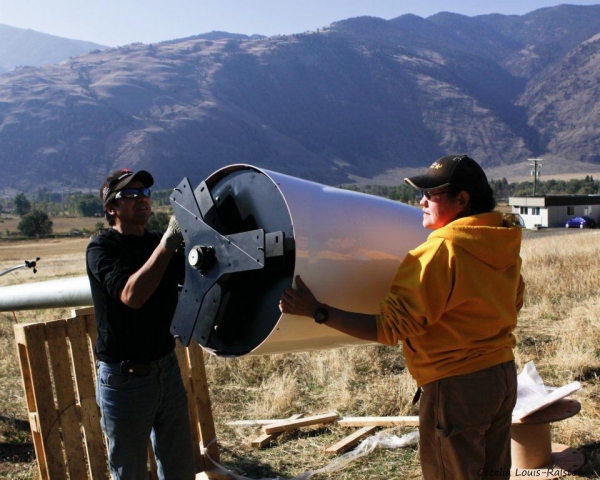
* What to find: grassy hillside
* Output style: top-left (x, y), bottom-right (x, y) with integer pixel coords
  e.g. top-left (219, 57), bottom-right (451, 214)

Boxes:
top-left (2, 6), bottom-right (600, 194)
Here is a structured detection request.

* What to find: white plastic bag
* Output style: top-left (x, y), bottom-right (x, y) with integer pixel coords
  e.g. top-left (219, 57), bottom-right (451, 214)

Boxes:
top-left (513, 361), bottom-right (581, 420)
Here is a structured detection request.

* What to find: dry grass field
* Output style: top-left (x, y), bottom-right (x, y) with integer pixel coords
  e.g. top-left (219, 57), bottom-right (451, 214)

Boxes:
top-left (0, 227), bottom-right (599, 479)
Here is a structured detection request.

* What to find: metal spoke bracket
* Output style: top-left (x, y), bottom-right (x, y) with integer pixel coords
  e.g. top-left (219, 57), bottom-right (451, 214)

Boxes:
top-left (169, 177), bottom-right (288, 347)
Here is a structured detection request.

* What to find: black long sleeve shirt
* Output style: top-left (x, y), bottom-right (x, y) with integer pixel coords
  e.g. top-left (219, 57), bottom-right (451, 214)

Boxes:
top-left (86, 228), bottom-right (184, 363)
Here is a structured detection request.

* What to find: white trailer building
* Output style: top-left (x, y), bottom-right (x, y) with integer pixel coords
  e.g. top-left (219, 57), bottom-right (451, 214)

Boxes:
top-left (508, 195), bottom-right (600, 229)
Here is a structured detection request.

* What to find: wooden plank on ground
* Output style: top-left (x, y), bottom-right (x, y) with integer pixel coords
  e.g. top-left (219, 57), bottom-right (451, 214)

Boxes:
top-left (251, 414), bottom-right (304, 448)
top-left (67, 316), bottom-right (109, 480)
top-left (227, 419), bottom-right (285, 426)
top-left (262, 412), bottom-right (339, 434)
top-left (324, 426), bottom-right (378, 455)
top-left (337, 416), bottom-right (419, 427)
top-left (46, 319), bottom-right (88, 480)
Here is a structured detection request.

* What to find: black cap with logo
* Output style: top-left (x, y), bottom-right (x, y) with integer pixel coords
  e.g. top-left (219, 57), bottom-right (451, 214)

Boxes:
top-left (100, 169), bottom-right (154, 206)
top-left (404, 154), bottom-right (493, 198)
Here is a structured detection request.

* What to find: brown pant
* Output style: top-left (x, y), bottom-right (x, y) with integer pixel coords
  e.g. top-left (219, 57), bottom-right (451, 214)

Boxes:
top-left (418, 361), bottom-right (517, 480)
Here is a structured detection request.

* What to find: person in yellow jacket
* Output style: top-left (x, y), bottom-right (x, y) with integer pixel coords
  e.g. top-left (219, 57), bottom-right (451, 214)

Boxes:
top-left (280, 154), bottom-right (524, 480)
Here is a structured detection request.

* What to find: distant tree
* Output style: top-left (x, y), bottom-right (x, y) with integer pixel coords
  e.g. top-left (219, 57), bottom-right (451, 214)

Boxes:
top-left (77, 194), bottom-right (104, 217)
top-left (146, 212), bottom-right (170, 232)
top-left (36, 186), bottom-right (49, 202)
top-left (17, 210), bottom-right (53, 237)
top-left (13, 193), bottom-right (32, 216)
top-left (150, 189), bottom-right (173, 207)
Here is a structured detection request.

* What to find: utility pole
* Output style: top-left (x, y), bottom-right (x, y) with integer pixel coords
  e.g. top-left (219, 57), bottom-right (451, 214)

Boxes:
top-left (529, 158), bottom-right (543, 195)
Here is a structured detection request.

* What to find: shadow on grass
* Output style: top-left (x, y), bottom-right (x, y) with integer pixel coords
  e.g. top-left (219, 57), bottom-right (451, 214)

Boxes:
top-left (576, 441), bottom-right (600, 478)
top-left (218, 444), bottom-right (287, 479)
top-left (0, 442), bottom-right (34, 463)
top-left (0, 416), bottom-right (34, 463)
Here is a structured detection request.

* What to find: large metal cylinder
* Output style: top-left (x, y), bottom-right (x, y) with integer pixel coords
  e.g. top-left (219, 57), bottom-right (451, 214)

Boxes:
top-left (170, 165), bottom-right (428, 356)
top-left (0, 165), bottom-right (429, 357)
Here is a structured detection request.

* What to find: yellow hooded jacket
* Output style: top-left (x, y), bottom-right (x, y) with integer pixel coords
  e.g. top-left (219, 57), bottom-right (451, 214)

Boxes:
top-left (376, 211), bottom-right (524, 387)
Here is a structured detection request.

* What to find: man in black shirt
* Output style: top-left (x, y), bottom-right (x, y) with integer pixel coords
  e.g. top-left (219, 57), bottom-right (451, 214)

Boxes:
top-left (86, 168), bottom-right (195, 479)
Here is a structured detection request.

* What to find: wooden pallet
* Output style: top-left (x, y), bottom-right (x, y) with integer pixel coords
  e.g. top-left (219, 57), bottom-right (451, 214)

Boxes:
top-left (13, 307), bottom-right (220, 479)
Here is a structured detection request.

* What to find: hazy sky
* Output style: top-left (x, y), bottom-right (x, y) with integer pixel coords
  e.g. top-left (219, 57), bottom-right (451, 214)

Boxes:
top-left (1, 0), bottom-right (599, 47)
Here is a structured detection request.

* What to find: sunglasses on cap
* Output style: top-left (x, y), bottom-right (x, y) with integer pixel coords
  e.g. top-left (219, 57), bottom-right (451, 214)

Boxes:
top-left (114, 187), bottom-right (151, 200)
top-left (420, 189), bottom-right (453, 200)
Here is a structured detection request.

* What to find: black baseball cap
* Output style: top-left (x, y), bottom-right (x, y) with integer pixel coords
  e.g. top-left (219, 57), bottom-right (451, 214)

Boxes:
top-left (101, 168), bottom-right (154, 206)
top-left (404, 154), bottom-right (493, 197)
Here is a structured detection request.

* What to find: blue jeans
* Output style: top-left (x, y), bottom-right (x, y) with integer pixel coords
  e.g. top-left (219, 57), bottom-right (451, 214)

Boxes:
top-left (96, 350), bottom-right (196, 480)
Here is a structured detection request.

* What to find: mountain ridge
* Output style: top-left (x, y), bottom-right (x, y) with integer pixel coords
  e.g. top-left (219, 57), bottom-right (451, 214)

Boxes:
top-left (0, 5), bottom-right (599, 195)
top-left (0, 23), bottom-right (107, 74)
